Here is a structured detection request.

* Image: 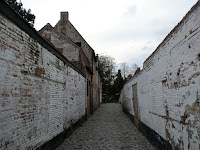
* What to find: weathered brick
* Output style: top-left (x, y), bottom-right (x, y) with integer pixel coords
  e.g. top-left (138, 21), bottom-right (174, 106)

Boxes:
top-left (120, 2), bottom-right (200, 150)
top-left (0, 9), bottom-right (86, 150)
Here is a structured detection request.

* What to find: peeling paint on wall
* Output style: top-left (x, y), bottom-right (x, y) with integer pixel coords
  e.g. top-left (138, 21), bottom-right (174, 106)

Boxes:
top-left (120, 2), bottom-right (200, 150)
top-left (0, 9), bottom-right (86, 150)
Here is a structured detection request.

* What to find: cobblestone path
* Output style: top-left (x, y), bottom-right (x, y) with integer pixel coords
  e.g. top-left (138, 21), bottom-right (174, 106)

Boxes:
top-left (56, 103), bottom-right (155, 150)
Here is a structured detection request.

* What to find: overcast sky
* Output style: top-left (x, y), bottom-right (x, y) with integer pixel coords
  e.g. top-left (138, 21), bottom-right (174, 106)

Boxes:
top-left (21, 0), bottom-right (198, 67)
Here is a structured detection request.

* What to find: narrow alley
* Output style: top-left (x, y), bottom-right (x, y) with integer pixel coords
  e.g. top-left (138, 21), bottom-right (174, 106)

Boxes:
top-left (1, 1), bottom-right (200, 149)
top-left (56, 103), bottom-right (155, 150)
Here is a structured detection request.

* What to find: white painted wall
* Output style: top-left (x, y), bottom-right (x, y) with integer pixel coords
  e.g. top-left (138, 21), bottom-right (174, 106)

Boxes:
top-left (120, 3), bottom-right (200, 150)
top-left (0, 12), bottom-right (86, 150)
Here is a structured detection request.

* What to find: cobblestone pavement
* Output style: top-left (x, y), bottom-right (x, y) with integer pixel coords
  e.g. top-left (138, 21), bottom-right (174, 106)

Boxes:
top-left (56, 103), bottom-right (155, 150)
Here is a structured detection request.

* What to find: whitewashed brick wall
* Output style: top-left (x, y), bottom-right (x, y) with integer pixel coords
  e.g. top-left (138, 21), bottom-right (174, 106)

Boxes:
top-left (0, 12), bottom-right (86, 150)
top-left (120, 3), bottom-right (200, 150)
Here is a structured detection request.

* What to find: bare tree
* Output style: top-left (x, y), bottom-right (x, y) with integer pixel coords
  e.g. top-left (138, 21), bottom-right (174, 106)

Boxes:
top-left (130, 64), bottom-right (138, 75)
top-left (99, 54), bottom-right (115, 79)
top-left (120, 62), bottom-right (129, 79)
top-left (98, 54), bottom-right (115, 97)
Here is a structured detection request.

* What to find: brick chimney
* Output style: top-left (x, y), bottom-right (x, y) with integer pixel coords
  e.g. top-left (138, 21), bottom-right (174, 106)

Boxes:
top-left (60, 12), bottom-right (68, 22)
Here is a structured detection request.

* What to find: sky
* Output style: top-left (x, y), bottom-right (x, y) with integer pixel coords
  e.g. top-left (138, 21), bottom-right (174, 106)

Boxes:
top-left (21, 0), bottom-right (198, 68)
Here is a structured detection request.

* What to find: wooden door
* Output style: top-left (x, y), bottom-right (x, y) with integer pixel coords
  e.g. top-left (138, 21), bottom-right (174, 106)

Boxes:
top-left (132, 84), bottom-right (139, 119)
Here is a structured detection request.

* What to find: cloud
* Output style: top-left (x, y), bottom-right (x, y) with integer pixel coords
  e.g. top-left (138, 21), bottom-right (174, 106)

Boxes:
top-left (124, 5), bottom-right (137, 16)
top-left (21, 0), bottom-right (198, 68)
top-left (92, 0), bottom-right (198, 66)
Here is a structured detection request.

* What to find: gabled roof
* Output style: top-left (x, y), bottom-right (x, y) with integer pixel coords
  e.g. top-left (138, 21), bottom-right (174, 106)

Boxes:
top-left (0, 0), bottom-right (85, 77)
top-left (39, 21), bottom-right (93, 74)
top-left (39, 23), bottom-right (53, 32)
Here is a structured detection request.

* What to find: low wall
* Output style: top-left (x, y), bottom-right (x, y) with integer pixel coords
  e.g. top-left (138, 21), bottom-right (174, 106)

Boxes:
top-left (120, 2), bottom-right (200, 150)
top-left (0, 1), bottom-right (86, 149)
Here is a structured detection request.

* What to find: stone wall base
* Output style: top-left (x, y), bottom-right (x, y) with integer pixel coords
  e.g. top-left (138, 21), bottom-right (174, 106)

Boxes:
top-left (37, 115), bottom-right (87, 150)
top-left (123, 107), bottom-right (172, 150)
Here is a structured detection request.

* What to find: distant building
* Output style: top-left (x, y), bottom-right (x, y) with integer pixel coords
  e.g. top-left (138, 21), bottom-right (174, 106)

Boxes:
top-left (39, 12), bottom-right (102, 116)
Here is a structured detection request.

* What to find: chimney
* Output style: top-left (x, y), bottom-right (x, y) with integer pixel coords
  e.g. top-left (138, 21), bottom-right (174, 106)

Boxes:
top-left (60, 12), bottom-right (68, 22)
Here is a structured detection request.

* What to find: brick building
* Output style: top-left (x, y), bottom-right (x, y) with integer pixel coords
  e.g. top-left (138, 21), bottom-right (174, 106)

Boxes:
top-left (0, 0), bottom-right (101, 149)
top-left (39, 12), bottom-right (102, 117)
